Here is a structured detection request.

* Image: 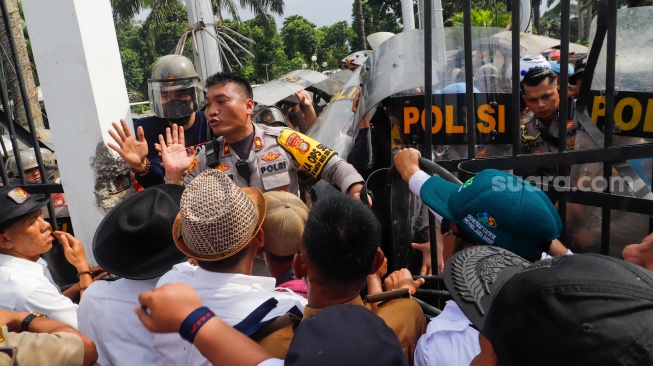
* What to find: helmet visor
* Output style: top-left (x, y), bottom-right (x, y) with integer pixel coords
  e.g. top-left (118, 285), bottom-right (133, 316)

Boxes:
top-left (148, 76), bottom-right (204, 119)
top-left (253, 106), bottom-right (288, 127)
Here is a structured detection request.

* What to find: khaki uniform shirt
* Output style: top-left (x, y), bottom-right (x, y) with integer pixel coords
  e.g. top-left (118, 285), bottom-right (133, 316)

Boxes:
top-left (256, 296), bottom-right (426, 365)
top-left (184, 123), bottom-right (364, 195)
top-left (519, 108), bottom-right (579, 177)
top-left (0, 325), bottom-right (85, 366)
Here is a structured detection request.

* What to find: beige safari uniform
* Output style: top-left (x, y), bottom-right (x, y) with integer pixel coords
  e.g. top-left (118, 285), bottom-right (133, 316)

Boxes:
top-left (0, 325), bottom-right (85, 366)
top-left (184, 123), bottom-right (364, 195)
top-left (519, 108), bottom-right (580, 177)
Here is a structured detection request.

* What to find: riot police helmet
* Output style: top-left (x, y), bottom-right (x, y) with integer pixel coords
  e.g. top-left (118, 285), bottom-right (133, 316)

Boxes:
top-left (252, 105), bottom-right (289, 127)
top-left (147, 54), bottom-right (204, 124)
top-left (6, 148), bottom-right (57, 183)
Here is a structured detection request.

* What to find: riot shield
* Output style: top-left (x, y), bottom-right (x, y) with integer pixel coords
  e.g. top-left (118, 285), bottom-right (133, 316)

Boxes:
top-left (567, 6), bottom-right (653, 256)
top-left (306, 67), bottom-right (362, 159)
top-left (252, 69), bottom-right (327, 106)
top-left (359, 27), bottom-right (519, 271)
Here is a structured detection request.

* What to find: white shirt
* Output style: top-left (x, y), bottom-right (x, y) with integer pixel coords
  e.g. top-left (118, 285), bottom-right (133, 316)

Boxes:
top-left (78, 277), bottom-right (159, 366)
top-left (0, 253), bottom-right (78, 328)
top-left (414, 301), bottom-right (480, 366)
top-left (154, 263), bottom-right (307, 366)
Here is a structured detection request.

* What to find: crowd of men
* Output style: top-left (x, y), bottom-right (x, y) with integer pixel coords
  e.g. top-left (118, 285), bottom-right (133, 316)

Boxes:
top-left (1, 50), bottom-right (652, 366)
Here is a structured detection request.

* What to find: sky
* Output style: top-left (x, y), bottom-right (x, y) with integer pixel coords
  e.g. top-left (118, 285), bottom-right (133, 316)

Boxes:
top-left (139, 1), bottom-right (552, 29)
top-left (239, 0), bottom-right (354, 28)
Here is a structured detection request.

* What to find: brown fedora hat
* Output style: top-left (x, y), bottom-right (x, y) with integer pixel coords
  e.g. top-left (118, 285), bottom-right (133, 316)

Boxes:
top-left (172, 170), bottom-right (266, 261)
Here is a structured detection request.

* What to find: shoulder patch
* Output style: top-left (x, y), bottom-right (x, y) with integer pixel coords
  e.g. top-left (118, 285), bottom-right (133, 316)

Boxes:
top-left (277, 129), bottom-right (336, 178)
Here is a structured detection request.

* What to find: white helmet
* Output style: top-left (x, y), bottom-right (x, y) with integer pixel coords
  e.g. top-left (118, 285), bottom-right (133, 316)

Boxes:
top-left (518, 54), bottom-right (550, 81)
top-left (6, 148), bottom-right (56, 179)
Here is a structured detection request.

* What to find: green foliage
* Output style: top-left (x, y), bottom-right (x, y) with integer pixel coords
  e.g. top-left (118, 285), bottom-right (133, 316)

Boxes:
top-left (280, 15), bottom-right (319, 61)
top-left (447, 8), bottom-right (511, 28)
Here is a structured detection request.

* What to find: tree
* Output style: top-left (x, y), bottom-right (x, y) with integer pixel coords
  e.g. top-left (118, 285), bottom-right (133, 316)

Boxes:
top-left (0, 0), bottom-right (44, 129)
top-left (447, 8), bottom-right (511, 28)
top-left (110, 0), bottom-right (284, 45)
top-left (353, 0), bottom-right (366, 50)
top-left (280, 15), bottom-right (318, 62)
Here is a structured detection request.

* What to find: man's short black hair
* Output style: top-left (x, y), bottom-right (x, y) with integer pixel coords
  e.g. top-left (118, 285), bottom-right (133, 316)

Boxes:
top-left (302, 193), bottom-right (381, 286)
top-left (205, 72), bottom-right (253, 99)
top-left (521, 67), bottom-right (557, 90)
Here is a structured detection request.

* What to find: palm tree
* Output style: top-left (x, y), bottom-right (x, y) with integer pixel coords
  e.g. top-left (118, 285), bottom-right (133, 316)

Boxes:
top-left (111, 0), bottom-right (284, 44)
top-left (354, 0), bottom-right (366, 50)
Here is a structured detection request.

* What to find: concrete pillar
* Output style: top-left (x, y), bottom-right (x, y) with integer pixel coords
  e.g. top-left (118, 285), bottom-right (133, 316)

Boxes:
top-left (185, 0), bottom-right (223, 85)
top-left (401, 0), bottom-right (415, 31)
top-left (21, 0), bottom-right (133, 263)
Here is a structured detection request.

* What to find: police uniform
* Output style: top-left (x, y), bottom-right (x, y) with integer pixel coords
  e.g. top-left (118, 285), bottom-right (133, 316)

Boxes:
top-left (519, 108), bottom-right (579, 177)
top-left (184, 123), bottom-right (364, 195)
top-left (256, 295), bottom-right (426, 365)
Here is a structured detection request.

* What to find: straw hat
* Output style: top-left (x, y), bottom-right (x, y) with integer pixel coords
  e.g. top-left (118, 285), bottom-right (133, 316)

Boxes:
top-left (172, 170), bottom-right (266, 261)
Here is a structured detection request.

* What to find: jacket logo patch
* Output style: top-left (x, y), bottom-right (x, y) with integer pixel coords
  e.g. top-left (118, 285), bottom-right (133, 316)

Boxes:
top-left (261, 152), bottom-right (282, 162)
top-left (223, 143), bottom-right (232, 156)
top-left (566, 121), bottom-right (574, 129)
top-left (260, 161), bottom-right (288, 175)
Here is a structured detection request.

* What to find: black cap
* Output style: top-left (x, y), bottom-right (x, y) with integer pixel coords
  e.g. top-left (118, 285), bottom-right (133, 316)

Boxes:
top-left (92, 184), bottom-right (187, 280)
top-left (285, 305), bottom-right (408, 366)
top-left (0, 186), bottom-right (49, 231)
top-left (445, 246), bottom-right (653, 366)
top-left (569, 56), bottom-right (587, 85)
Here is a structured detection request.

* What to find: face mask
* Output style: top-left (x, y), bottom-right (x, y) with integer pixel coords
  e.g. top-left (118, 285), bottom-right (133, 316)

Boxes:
top-left (168, 114), bottom-right (192, 126)
top-left (162, 99), bottom-right (194, 125)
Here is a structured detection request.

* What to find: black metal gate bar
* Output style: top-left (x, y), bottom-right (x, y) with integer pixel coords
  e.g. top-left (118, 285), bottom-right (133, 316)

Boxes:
top-left (511, 0), bottom-right (521, 157)
top-left (462, 0), bottom-right (475, 167)
top-left (557, 0), bottom-right (571, 243)
top-left (0, 0), bottom-right (46, 183)
top-left (601, 0), bottom-right (618, 255)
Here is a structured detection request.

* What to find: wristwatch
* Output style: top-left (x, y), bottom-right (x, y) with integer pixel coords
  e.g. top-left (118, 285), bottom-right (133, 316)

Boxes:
top-left (21, 312), bottom-right (48, 332)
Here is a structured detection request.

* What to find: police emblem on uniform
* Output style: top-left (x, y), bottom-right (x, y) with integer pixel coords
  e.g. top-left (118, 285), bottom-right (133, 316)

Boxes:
top-left (223, 143), bottom-right (232, 156)
top-left (261, 152), bottom-right (281, 162)
top-left (7, 187), bottom-right (30, 204)
top-left (51, 193), bottom-right (66, 207)
top-left (298, 141), bottom-right (310, 154)
top-left (215, 164), bottom-right (229, 172)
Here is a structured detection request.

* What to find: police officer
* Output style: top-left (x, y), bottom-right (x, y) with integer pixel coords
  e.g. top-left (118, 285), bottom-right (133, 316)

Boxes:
top-left (108, 54), bottom-right (211, 188)
top-left (159, 72), bottom-right (368, 202)
top-left (5, 148), bottom-right (56, 184)
top-left (519, 67), bottom-right (580, 177)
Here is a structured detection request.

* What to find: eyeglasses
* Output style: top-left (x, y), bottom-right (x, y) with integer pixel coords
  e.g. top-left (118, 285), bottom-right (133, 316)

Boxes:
top-left (440, 219), bottom-right (476, 244)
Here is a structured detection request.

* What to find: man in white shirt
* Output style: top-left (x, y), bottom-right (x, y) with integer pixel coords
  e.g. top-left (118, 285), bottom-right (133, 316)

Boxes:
top-left (77, 184), bottom-right (188, 366)
top-left (387, 148), bottom-right (568, 366)
top-left (0, 186), bottom-right (94, 328)
top-left (154, 170), bottom-right (306, 366)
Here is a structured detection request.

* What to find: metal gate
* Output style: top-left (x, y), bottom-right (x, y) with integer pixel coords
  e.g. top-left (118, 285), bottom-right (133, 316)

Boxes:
top-left (0, 0), bottom-right (75, 286)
